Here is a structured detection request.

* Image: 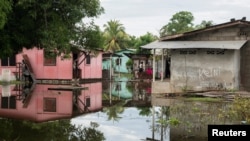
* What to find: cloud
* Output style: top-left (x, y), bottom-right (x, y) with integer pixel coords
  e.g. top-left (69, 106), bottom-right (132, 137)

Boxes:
top-left (95, 0), bottom-right (250, 37)
top-left (71, 108), bottom-right (154, 141)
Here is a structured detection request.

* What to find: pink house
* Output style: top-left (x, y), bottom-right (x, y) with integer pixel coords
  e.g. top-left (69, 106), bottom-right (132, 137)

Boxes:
top-left (0, 47), bottom-right (103, 82)
top-left (0, 82), bottom-right (102, 122)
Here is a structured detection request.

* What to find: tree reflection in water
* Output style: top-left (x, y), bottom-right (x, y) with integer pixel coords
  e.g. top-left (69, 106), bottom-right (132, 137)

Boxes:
top-left (102, 100), bottom-right (132, 122)
top-left (0, 118), bottom-right (105, 141)
top-left (1, 76), bottom-right (248, 141)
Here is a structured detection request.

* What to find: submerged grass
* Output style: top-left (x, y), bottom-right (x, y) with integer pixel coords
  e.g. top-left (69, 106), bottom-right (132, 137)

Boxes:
top-left (184, 97), bottom-right (223, 102)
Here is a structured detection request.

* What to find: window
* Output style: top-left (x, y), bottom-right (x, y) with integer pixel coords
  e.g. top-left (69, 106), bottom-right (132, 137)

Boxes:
top-left (44, 51), bottom-right (56, 66)
top-left (1, 96), bottom-right (16, 109)
top-left (116, 58), bottom-right (121, 65)
top-left (1, 56), bottom-right (16, 66)
top-left (188, 50), bottom-right (197, 54)
top-left (1, 58), bottom-right (8, 66)
top-left (43, 98), bottom-right (56, 112)
top-left (206, 49), bottom-right (225, 55)
top-left (207, 50), bottom-right (215, 54)
top-left (180, 50), bottom-right (188, 54)
top-left (9, 56), bottom-right (16, 66)
top-left (86, 97), bottom-right (90, 107)
top-left (86, 55), bottom-right (91, 64)
top-left (216, 50), bottom-right (225, 55)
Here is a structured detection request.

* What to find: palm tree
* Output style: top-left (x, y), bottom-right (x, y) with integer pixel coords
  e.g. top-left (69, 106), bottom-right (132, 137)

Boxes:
top-left (103, 20), bottom-right (129, 52)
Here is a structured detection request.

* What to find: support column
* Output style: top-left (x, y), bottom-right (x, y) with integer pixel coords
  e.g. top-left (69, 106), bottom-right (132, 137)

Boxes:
top-left (153, 49), bottom-right (156, 82)
top-left (161, 49), bottom-right (164, 81)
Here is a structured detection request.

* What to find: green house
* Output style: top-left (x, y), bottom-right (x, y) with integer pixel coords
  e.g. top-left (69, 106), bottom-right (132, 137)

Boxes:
top-left (102, 49), bottom-right (135, 75)
top-left (113, 49), bottom-right (135, 73)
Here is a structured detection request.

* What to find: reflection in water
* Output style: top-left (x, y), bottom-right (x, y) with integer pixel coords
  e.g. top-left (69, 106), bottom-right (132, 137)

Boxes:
top-left (0, 82), bottom-right (102, 122)
top-left (0, 77), bottom-right (240, 141)
top-left (0, 118), bottom-right (105, 140)
top-left (72, 107), bottom-right (169, 141)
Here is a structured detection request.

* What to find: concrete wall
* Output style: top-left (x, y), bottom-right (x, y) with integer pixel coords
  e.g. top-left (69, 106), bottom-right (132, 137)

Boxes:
top-left (170, 49), bottom-right (240, 91)
top-left (240, 41), bottom-right (250, 91)
top-left (168, 25), bottom-right (250, 92)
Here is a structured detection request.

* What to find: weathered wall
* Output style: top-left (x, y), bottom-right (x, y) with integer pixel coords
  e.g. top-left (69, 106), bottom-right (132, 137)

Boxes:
top-left (240, 41), bottom-right (250, 91)
top-left (20, 47), bottom-right (73, 80)
top-left (79, 52), bottom-right (103, 79)
top-left (171, 26), bottom-right (247, 90)
top-left (170, 49), bottom-right (239, 91)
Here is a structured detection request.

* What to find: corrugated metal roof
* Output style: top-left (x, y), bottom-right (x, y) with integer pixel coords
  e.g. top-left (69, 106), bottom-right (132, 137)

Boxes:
top-left (160, 20), bottom-right (250, 41)
top-left (141, 40), bottom-right (247, 50)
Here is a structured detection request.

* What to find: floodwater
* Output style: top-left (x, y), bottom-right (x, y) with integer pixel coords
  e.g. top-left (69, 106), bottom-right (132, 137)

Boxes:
top-left (0, 77), bottom-right (240, 141)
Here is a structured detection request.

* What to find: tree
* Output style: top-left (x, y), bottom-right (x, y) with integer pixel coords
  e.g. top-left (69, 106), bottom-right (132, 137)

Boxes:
top-left (103, 20), bottom-right (129, 52)
top-left (160, 11), bottom-right (194, 36)
top-left (73, 20), bottom-right (105, 52)
top-left (136, 32), bottom-right (158, 54)
top-left (0, 118), bottom-right (105, 141)
top-left (0, 0), bottom-right (12, 29)
top-left (0, 0), bottom-right (104, 58)
top-left (102, 100), bottom-right (129, 122)
top-left (195, 20), bottom-right (214, 29)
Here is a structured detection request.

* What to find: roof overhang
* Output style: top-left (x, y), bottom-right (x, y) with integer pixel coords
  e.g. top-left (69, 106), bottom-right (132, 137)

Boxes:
top-left (141, 40), bottom-right (248, 50)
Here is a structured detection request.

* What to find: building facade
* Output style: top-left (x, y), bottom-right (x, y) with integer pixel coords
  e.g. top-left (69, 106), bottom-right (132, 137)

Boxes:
top-left (142, 18), bottom-right (250, 93)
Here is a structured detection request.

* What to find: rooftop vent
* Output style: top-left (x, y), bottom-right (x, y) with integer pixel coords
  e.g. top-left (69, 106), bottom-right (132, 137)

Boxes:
top-left (230, 18), bottom-right (235, 22)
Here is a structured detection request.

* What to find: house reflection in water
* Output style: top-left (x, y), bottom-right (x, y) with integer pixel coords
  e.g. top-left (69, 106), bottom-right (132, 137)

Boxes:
top-left (0, 82), bottom-right (102, 123)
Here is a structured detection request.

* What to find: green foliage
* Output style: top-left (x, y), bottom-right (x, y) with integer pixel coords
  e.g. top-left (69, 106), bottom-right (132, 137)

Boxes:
top-left (126, 35), bottom-right (138, 49)
top-left (74, 21), bottom-right (105, 51)
top-left (0, 119), bottom-right (13, 140)
top-left (73, 124), bottom-right (105, 141)
top-left (102, 100), bottom-right (130, 122)
top-left (185, 97), bottom-right (222, 102)
top-left (0, 119), bottom-right (105, 141)
top-left (0, 0), bottom-right (104, 58)
top-left (167, 117), bottom-right (180, 126)
top-left (160, 11), bottom-right (194, 36)
top-left (103, 19), bottom-right (129, 52)
top-left (135, 32), bottom-right (158, 54)
top-left (228, 95), bottom-right (250, 123)
top-left (159, 11), bottom-right (215, 37)
top-left (137, 107), bottom-right (152, 116)
top-left (195, 20), bottom-right (214, 30)
top-left (0, 0), bottom-right (12, 29)
top-left (126, 59), bottom-right (133, 67)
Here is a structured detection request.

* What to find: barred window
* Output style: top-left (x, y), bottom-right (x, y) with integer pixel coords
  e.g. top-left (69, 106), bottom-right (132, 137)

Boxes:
top-left (216, 50), bottom-right (225, 55)
top-left (207, 49), bottom-right (225, 55)
top-left (207, 50), bottom-right (215, 54)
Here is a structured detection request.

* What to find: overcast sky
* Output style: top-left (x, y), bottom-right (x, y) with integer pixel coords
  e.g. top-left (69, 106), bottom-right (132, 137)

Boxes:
top-left (90, 0), bottom-right (250, 37)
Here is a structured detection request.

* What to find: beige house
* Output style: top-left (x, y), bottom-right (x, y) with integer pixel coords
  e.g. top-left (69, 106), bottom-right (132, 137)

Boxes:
top-left (142, 18), bottom-right (250, 93)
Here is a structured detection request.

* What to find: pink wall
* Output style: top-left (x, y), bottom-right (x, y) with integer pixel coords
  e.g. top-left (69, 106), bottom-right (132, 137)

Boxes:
top-left (0, 84), bottom-right (73, 122)
top-left (20, 47), bottom-right (73, 79)
top-left (78, 53), bottom-right (103, 79)
top-left (79, 82), bottom-right (102, 111)
top-left (0, 83), bottom-right (103, 122)
top-left (0, 47), bottom-right (103, 80)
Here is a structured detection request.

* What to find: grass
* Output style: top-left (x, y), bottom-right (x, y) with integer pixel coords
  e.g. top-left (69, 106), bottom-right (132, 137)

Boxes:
top-left (184, 97), bottom-right (223, 102)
